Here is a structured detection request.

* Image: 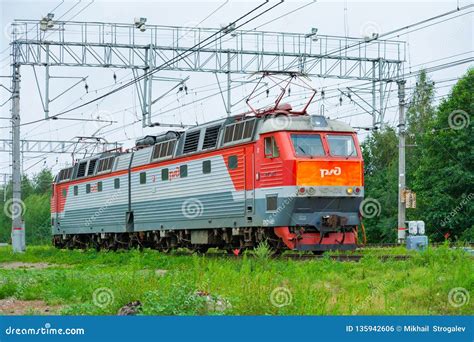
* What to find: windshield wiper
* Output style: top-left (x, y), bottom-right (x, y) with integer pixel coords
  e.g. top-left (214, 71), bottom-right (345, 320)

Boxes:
top-left (297, 145), bottom-right (308, 155)
top-left (345, 149), bottom-right (356, 160)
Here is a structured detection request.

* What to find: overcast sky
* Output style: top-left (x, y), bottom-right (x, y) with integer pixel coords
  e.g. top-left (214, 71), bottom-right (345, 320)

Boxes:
top-left (0, 0), bottom-right (472, 178)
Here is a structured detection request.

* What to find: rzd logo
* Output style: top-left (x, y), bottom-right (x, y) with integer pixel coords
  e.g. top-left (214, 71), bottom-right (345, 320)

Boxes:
top-left (320, 166), bottom-right (341, 178)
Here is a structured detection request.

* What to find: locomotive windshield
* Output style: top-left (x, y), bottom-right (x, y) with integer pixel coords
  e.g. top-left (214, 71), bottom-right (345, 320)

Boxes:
top-left (327, 135), bottom-right (357, 157)
top-left (291, 134), bottom-right (325, 157)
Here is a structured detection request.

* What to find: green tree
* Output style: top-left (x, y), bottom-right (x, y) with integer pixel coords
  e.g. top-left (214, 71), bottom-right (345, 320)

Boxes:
top-left (412, 68), bottom-right (474, 241)
top-left (0, 169), bottom-right (53, 245)
top-left (360, 128), bottom-right (398, 242)
top-left (33, 168), bottom-right (53, 195)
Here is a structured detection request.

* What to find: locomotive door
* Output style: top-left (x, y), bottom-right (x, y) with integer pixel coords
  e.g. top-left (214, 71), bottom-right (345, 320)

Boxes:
top-left (245, 145), bottom-right (255, 215)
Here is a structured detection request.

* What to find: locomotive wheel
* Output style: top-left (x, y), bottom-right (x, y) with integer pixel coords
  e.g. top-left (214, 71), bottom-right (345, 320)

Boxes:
top-left (194, 246), bottom-right (209, 255)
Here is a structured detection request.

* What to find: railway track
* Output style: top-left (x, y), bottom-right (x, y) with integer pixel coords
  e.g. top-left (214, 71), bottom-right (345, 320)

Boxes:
top-left (173, 251), bottom-right (412, 262)
top-left (357, 242), bottom-right (474, 249)
top-left (281, 254), bottom-right (411, 262)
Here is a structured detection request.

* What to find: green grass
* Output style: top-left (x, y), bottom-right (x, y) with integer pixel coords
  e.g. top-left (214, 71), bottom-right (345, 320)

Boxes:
top-left (0, 245), bottom-right (472, 315)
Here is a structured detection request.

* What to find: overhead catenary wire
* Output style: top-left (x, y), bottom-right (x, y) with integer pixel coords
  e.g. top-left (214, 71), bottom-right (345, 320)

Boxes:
top-left (252, 0), bottom-right (316, 30)
top-left (301, 4), bottom-right (473, 74)
top-left (99, 67), bottom-right (462, 139)
top-left (4, 0), bottom-right (283, 129)
top-left (4, 2), bottom-right (474, 163)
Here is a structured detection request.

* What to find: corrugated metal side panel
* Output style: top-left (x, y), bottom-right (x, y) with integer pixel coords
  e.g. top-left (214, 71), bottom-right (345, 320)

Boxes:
top-left (131, 147), bottom-right (152, 168)
top-left (115, 153), bottom-right (132, 171)
top-left (61, 174), bottom-right (129, 231)
top-left (259, 160), bottom-right (284, 187)
top-left (131, 155), bottom-right (245, 223)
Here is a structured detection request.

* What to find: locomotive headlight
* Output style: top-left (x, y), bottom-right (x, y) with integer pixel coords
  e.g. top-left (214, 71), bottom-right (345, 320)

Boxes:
top-left (307, 187), bottom-right (316, 196)
top-left (346, 187), bottom-right (353, 195)
top-left (298, 187), bottom-right (306, 195)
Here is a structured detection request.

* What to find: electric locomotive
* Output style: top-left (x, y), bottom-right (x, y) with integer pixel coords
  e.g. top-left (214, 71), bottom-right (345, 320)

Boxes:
top-left (51, 77), bottom-right (364, 253)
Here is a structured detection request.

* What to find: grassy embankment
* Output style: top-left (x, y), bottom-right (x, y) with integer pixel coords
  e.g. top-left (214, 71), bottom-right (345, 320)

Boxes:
top-left (0, 245), bottom-right (472, 315)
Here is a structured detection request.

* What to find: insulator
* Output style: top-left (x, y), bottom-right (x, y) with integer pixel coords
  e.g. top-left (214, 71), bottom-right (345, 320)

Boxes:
top-left (184, 85), bottom-right (188, 95)
top-left (113, 72), bottom-right (117, 83)
top-left (339, 96), bottom-right (343, 105)
top-left (321, 90), bottom-right (325, 99)
top-left (288, 87), bottom-right (291, 96)
top-left (266, 89), bottom-right (270, 97)
top-left (85, 83), bottom-right (89, 93)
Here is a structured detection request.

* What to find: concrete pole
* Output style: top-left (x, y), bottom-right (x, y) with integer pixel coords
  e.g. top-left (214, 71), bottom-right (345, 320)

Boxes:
top-left (397, 80), bottom-right (406, 243)
top-left (371, 61), bottom-right (376, 128)
top-left (44, 44), bottom-right (50, 119)
top-left (11, 62), bottom-right (25, 252)
top-left (379, 60), bottom-right (384, 128)
top-left (226, 51), bottom-right (231, 116)
top-left (142, 48), bottom-right (149, 128)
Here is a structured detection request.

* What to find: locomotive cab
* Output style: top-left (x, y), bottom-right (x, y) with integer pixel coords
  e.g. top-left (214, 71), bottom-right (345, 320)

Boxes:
top-left (255, 114), bottom-right (363, 251)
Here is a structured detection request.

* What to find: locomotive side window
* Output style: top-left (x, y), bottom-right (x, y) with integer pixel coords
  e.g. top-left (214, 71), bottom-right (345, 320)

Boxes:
top-left (264, 136), bottom-right (279, 158)
top-left (152, 140), bottom-right (176, 160)
top-left (162, 168), bottom-right (169, 181)
top-left (98, 181), bottom-right (103, 192)
top-left (74, 186), bottom-right (78, 196)
top-left (291, 134), bottom-right (324, 157)
top-left (327, 135), bottom-right (357, 157)
top-left (223, 119), bottom-right (256, 145)
top-left (180, 165), bottom-right (188, 178)
top-left (140, 172), bottom-right (147, 184)
top-left (233, 123), bottom-right (244, 141)
top-left (243, 120), bottom-right (256, 139)
top-left (266, 194), bottom-right (278, 212)
top-left (223, 125), bottom-right (234, 144)
top-left (58, 167), bottom-right (73, 182)
top-left (202, 160), bottom-right (211, 174)
top-left (86, 184), bottom-right (91, 194)
top-left (114, 178), bottom-right (120, 189)
top-left (97, 157), bottom-right (115, 173)
top-left (228, 155), bottom-right (238, 169)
